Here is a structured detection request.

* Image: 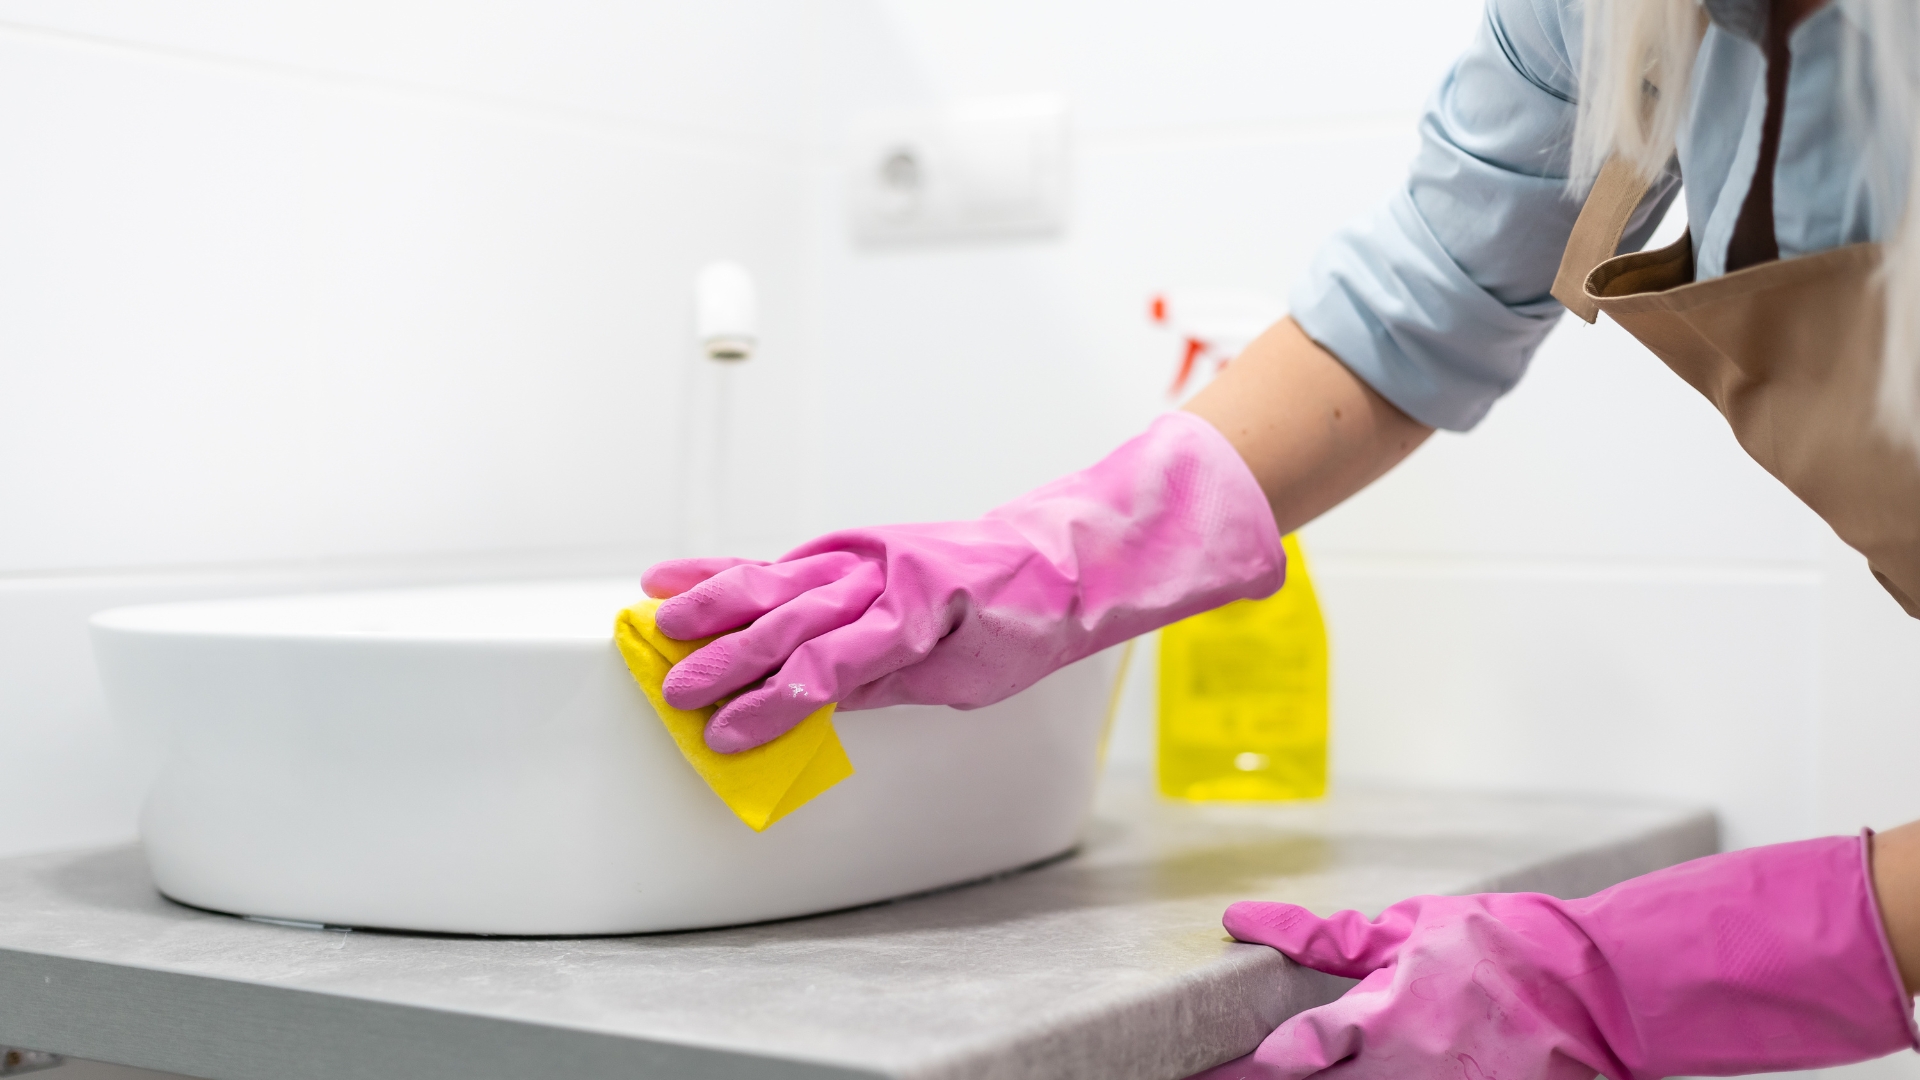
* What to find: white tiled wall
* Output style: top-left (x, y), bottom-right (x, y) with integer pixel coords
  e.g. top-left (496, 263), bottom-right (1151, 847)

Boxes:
top-left (6, 0), bottom-right (1920, 892)
top-left (0, 18), bottom-right (817, 573)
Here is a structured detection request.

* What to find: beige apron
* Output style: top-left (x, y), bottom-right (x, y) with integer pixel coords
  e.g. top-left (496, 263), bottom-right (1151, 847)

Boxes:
top-left (1550, 158), bottom-right (1920, 617)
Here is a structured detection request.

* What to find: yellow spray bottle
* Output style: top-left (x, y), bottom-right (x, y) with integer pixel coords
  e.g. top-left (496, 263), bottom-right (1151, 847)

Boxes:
top-left (1157, 533), bottom-right (1327, 800)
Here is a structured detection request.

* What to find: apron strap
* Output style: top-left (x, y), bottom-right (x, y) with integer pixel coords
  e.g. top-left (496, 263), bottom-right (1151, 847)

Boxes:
top-left (1552, 157), bottom-right (1662, 323)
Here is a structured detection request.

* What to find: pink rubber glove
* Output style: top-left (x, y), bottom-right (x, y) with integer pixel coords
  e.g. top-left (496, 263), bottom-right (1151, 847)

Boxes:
top-left (1195, 834), bottom-right (1920, 1080)
top-left (642, 411), bottom-right (1283, 751)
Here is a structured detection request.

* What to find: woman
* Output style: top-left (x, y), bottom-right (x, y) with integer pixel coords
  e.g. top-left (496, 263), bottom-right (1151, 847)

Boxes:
top-left (644, 0), bottom-right (1920, 1075)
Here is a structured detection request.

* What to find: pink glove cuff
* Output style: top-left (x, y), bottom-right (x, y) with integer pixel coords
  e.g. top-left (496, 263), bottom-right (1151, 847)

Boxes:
top-left (980, 410), bottom-right (1286, 648)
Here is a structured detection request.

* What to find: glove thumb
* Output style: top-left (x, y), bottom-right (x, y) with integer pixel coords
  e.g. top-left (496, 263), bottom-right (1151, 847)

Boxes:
top-left (1223, 901), bottom-right (1415, 979)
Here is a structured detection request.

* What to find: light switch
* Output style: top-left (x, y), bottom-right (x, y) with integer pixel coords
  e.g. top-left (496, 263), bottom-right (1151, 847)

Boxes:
top-left (848, 96), bottom-right (1069, 244)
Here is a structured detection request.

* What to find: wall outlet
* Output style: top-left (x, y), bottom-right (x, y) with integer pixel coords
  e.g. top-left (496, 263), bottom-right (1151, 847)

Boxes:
top-left (847, 96), bottom-right (1069, 245)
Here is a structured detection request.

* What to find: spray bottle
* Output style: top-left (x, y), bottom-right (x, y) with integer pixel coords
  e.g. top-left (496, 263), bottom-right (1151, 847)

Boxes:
top-left (1145, 290), bottom-right (1328, 801)
top-left (1156, 534), bottom-right (1327, 800)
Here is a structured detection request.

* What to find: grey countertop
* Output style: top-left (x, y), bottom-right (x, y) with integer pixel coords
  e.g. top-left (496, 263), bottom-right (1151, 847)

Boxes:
top-left (0, 775), bottom-right (1715, 1080)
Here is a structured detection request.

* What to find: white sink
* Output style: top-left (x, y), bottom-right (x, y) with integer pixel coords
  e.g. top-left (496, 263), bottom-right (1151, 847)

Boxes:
top-left (89, 579), bottom-right (1119, 936)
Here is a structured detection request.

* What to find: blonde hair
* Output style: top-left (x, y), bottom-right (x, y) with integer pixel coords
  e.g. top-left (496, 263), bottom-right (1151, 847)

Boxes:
top-left (1571, 0), bottom-right (1920, 454)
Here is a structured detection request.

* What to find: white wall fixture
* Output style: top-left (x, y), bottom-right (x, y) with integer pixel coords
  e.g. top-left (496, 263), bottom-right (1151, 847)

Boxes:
top-left (848, 96), bottom-right (1070, 244)
top-left (683, 261), bottom-right (757, 556)
top-left (694, 260), bottom-right (758, 362)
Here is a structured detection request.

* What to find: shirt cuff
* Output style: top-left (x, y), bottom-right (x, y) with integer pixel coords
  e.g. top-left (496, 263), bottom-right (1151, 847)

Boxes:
top-left (1289, 187), bottom-right (1567, 432)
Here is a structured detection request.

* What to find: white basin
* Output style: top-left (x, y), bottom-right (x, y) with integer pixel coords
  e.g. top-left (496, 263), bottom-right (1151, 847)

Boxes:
top-left (88, 579), bottom-right (1119, 936)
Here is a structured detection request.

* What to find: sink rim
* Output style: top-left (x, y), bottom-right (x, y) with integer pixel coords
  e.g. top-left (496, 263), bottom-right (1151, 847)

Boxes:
top-left (89, 576), bottom-right (656, 645)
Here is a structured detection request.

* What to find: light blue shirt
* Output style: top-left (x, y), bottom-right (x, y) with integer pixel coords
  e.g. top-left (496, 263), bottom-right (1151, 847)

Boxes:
top-left (1293, 0), bottom-right (1898, 431)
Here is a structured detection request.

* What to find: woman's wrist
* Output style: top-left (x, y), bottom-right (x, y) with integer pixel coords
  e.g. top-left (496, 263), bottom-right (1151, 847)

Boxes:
top-left (1871, 820), bottom-right (1920, 995)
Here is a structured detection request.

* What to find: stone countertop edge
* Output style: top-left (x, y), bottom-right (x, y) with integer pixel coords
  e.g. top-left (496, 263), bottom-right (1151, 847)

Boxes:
top-left (0, 944), bottom-right (874, 1080)
top-left (0, 936), bottom-right (1345, 1080)
top-left (896, 809), bottom-right (1721, 1080)
top-left (0, 799), bottom-right (1721, 1080)
top-left (897, 952), bottom-right (1356, 1080)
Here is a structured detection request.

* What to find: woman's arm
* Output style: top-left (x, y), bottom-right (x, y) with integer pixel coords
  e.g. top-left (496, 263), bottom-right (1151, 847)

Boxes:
top-left (1873, 822), bottom-right (1920, 994)
top-left (1196, 319), bottom-right (1920, 1003)
top-left (1184, 316), bottom-right (1434, 535)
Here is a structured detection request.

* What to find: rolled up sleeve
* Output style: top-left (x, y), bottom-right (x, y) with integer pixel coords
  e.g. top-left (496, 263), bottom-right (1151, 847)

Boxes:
top-left (1291, 0), bottom-right (1679, 431)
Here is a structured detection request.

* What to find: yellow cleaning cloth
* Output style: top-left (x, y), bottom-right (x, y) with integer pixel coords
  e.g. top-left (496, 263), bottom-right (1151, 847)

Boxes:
top-left (614, 598), bottom-right (852, 831)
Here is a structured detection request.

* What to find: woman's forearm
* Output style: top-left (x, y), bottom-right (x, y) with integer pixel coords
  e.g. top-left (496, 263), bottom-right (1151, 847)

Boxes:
top-left (1872, 821), bottom-right (1920, 995)
top-left (1183, 316), bottom-right (1433, 534)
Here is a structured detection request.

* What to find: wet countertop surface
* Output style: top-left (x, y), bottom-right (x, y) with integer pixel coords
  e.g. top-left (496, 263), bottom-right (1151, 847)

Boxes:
top-left (0, 775), bottom-right (1715, 1080)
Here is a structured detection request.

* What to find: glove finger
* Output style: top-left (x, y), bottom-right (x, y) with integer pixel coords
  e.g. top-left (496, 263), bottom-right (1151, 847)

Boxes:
top-left (642, 557), bottom-right (765, 599)
top-left (655, 551), bottom-right (868, 639)
top-left (702, 678), bottom-right (821, 753)
top-left (703, 603), bottom-right (948, 752)
top-left (662, 562), bottom-right (886, 710)
top-left (1223, 901), bottom-right (1416, 979)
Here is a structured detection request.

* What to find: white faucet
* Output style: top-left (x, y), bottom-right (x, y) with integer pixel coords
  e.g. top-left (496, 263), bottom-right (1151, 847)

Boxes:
top-left (683, 261), bottom-right (756, 555)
